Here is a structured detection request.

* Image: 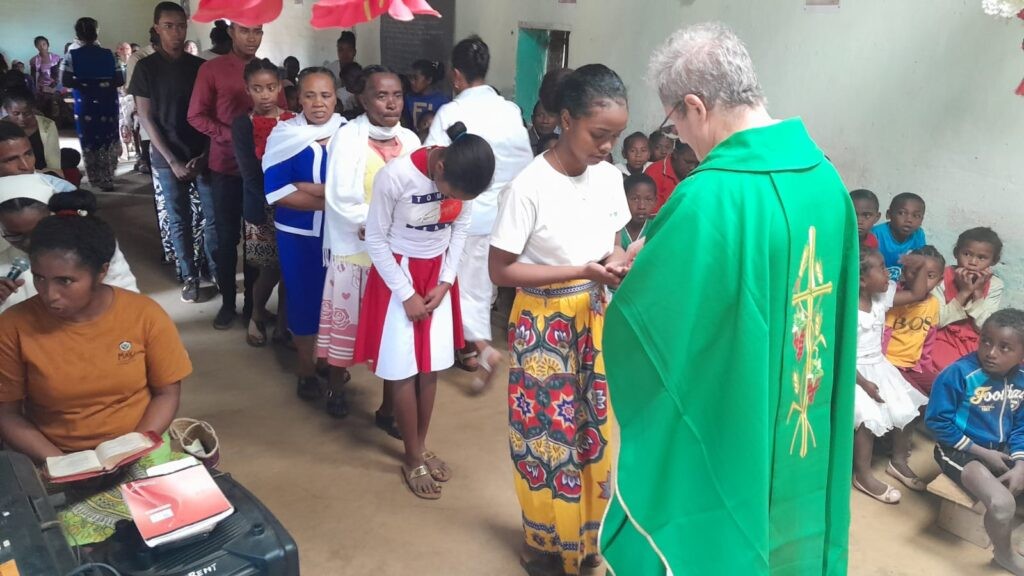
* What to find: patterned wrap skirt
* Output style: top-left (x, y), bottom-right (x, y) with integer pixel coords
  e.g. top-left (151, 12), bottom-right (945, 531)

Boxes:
top-left (354, 252), bottom-right (465, 381)
top-left (244, 205), bottom-right (280, 268)
top-left (507, 280), bottom-right (613, 575)
top-left (317, 257), bottom-right (369, 368)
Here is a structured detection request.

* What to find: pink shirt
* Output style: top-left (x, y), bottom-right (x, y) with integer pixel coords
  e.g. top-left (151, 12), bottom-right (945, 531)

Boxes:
top-left (187, 53), bottom-right (254, 175)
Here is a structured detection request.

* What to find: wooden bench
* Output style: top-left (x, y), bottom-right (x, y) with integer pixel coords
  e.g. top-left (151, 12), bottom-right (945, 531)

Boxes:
top-left (927, 473), bottom-right (992, 548)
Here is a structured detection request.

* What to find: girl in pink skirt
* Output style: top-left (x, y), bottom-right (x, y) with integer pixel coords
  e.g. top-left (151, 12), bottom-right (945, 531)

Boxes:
top-left (354, 121), bottom-right (494, 500)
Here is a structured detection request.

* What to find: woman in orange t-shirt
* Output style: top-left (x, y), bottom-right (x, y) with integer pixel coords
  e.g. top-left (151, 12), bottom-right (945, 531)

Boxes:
top-left (0, 191), bottom-right (192, 462)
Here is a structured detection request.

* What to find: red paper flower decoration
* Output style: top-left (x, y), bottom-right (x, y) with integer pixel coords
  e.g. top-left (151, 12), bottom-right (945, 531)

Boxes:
top-left (311, 0), bottom-right (440, 29)
top-left (191, 0), bottom-right (283, 27)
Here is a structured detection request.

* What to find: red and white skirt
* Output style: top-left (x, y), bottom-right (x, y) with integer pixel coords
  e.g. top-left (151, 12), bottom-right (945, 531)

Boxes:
top-left (354, 253), bottom-right (465, 381)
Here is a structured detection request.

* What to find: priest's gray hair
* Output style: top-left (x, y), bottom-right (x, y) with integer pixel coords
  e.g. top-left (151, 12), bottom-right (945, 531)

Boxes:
top-left (647, 22), bottom-right (765, 112)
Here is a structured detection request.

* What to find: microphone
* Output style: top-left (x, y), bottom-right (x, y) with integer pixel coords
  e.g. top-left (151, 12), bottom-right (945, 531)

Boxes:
top-left (6, 256), bottom-right (30, 281)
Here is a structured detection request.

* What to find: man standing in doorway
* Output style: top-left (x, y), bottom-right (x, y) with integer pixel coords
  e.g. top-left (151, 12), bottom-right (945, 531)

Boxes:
top-left (130, 2), bottom-right (214, 304)
top-left (188, 21), bottom-right (268, 329)
top-left (601, 22), bottom-right (859, 575)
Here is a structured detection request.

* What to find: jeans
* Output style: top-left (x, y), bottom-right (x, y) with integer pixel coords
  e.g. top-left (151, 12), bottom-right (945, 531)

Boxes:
top-left (210, 171), bottom-right (257, 310)
top-left (151, 150), bottom-right (217, 281)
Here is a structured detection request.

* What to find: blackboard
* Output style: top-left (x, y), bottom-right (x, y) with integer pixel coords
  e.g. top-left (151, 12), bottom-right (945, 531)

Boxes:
top-left (379, 0), bottom-right (455, 74)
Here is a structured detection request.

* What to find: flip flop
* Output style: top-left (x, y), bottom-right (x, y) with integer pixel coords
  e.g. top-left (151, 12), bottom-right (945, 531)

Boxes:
top-left (886, 462), bottom-right (926, 492)
top-left (853, 477), bottom-right (901, 504)
top-left (401, 465), bottom-right (441, 500)
top-left (246, 319), bottom-right (268, 347)
top-left (422, 451), bottom-right (451, 482)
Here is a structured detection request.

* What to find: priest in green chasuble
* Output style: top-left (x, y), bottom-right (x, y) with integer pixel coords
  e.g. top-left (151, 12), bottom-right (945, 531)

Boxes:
top-left (600, 22), bottom-right (859, 576)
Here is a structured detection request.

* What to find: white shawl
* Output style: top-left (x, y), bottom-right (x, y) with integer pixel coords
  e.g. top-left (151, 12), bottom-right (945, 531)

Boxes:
top-left (262, 113), bottom-right (346, 173)
top-left (323, 114), bottom-right (420, 258)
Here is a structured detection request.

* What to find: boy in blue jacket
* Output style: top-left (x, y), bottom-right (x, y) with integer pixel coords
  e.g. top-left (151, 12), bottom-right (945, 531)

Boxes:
top-left (926, 308), bottom-right (1024, 575)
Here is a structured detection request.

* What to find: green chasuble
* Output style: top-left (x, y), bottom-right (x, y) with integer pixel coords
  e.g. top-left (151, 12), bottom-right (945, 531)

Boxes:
top-left (600, 118), bottom-right (858, 576)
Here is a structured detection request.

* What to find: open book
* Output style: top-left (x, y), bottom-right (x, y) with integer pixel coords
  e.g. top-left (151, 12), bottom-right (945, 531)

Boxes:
top-left (46, 431), bottom-right (162, 483)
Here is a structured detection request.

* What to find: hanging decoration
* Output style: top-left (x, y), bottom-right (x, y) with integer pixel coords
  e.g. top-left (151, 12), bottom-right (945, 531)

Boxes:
top-left (982, 0), bottom-right (1024, 18)
top-left (311, 0), bottom-right (440, 29)
top-left (191, 0), bottom-right (284, 27)
top-left (981, 1), bottom-right (1024, 95)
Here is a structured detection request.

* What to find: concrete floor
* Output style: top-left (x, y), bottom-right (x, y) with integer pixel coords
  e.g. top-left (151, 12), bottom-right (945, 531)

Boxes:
top-left (98, 170), bottom-right (1013, 575)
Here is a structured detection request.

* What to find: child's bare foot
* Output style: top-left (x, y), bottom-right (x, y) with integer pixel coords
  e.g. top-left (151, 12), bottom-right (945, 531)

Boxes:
top-left (993, 549), bottom-right (1024, 575)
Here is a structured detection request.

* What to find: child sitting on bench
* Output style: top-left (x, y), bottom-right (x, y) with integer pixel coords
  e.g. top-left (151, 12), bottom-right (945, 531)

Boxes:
top-left (926, 309), bottom-right (1024, 575)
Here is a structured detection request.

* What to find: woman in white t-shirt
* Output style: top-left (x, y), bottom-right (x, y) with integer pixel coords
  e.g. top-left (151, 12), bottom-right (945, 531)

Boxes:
top-left (425, 36), bottom-right (534, 389)
top-left (489, 65), bottom-right (630, 576)
top-left (354, 121), bottom-right (495, 500)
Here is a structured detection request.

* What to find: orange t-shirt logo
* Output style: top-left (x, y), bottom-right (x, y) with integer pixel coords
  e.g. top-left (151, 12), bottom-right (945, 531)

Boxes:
top-left (118, 341), bottom-right (136, 363)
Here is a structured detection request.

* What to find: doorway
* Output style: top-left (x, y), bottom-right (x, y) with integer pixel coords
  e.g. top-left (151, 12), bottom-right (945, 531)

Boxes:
top-left (515, 27), bottom-right (570, 124)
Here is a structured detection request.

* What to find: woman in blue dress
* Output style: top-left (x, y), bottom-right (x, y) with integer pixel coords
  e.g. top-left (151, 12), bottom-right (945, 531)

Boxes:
top-left (60, 17), bottom-right (122, 191)
top-left (263, 68), bottom-right (345, 399)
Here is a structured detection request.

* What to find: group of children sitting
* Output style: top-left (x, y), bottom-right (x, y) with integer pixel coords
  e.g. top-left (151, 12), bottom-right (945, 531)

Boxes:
top-left (851, 189), bottom-right (1024, 574)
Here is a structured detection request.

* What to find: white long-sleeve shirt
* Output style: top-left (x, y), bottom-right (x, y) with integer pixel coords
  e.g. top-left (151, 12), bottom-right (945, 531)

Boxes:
top-left (364, 151), bottom-right (471, 302)
top-left (425, 85), bottom-right (533, 236)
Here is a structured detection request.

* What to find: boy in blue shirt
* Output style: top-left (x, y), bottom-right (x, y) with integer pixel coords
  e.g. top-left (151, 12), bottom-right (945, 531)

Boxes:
top-left (873, 192), bottom-right (926, 281)
top-left (926, 309), bottom-right (1024, 575)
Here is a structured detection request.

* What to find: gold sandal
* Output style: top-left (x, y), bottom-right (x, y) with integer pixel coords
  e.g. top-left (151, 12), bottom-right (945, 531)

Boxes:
top-left (422, 451), bottom-right (451, 482)
top-left (402, 465), bottom-right (441, 500)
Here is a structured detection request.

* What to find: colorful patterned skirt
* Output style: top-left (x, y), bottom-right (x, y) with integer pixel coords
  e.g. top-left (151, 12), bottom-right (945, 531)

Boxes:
top-left (507, 280), bottom-right (613, 575)
top-left (73, 86), bottom-right (121, 189)
top-left (317, 257), bottom-right (369, 368)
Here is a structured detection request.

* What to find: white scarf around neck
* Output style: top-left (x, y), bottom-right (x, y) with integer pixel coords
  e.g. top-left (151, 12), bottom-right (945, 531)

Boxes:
top-left (262, 112), bottom-right (345, 173)
top-left (323, 114), bottom-right (420, 258)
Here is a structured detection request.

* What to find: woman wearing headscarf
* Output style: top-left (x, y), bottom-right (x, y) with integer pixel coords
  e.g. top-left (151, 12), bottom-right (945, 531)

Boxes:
top-left (0, 174), bottom-right (138, 313)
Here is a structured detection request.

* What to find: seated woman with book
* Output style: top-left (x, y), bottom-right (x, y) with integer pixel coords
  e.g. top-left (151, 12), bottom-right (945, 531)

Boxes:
top-left (0, 191), bottom-right (192, 545)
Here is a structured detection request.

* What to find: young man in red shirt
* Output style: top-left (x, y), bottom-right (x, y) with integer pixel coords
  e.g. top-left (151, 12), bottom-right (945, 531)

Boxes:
top-left (187, 22), bottom-right (269, 329)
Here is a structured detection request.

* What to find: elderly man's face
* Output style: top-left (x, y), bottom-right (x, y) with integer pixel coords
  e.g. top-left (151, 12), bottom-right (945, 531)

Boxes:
top-left (0, 138), bottom-right (36, 176)
top-left (665, 95), bottom-right (713, 161)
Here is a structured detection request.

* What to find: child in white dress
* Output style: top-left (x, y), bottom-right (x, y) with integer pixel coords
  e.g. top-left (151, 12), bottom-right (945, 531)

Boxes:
top-left (854, 248), bottom-right (932, 504)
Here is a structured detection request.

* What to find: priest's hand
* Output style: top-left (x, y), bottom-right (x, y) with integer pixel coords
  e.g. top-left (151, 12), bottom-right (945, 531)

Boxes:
top-left (625, 237), bottom-right (645, 264)
top-left (857, 379), bottom-right (885, 404)
top-left (423, 282), bottom-right (451, 313)
top-left (403, 293), bottom-right (429, 322)
top-left (582, 262), bottom-right (621, 288)
top-left (604, 259), bottom-right (630, 280)
top-left (998, 462), bottom-right (1024, 496)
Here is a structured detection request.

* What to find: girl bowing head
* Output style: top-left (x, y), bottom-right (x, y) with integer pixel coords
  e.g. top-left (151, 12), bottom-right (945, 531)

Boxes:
top-left (354, 121), bottom-right (494, 500)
